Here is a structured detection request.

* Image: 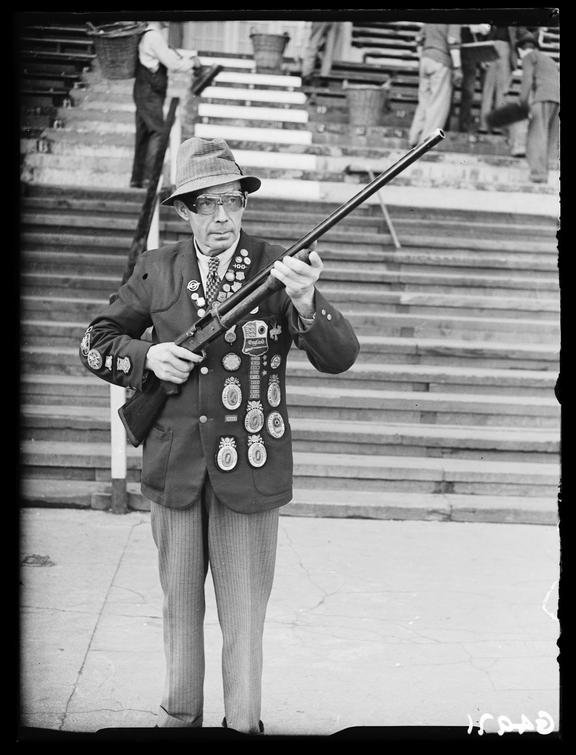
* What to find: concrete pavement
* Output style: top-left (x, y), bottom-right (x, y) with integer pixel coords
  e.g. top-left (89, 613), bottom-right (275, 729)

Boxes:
top-left (19, 507), bottom-right (561, 741)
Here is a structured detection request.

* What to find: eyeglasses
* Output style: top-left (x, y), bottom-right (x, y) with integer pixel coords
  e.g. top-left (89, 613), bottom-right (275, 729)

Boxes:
top-left (190, 192), bottom-right (247, 215)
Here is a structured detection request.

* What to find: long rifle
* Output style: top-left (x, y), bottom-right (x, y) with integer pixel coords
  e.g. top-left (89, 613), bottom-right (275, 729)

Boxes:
top-left (118, 129), bottom-right (445, 446)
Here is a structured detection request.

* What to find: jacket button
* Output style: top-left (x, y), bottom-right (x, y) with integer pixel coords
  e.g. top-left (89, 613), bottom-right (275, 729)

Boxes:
top-left (199, 415), bottom-right (208, 423)
top-left (200, 366), bottom-right (209, 374)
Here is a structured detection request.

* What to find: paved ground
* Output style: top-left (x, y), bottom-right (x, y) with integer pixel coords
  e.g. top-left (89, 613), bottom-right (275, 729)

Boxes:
top-left (19, 507), bottom-right (561, 741)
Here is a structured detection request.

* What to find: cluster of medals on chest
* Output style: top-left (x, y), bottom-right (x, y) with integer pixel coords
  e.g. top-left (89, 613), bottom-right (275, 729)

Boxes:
top-left (187, 248), bottom-right (251, 317)
top-left (186, 248), bottom-right (285, 472)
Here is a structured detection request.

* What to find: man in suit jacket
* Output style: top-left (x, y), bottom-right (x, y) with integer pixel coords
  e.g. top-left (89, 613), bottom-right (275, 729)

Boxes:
top-left (79, 136), bottom-right (360, 733)
top-left (516, 30), bottom-right (560, 182)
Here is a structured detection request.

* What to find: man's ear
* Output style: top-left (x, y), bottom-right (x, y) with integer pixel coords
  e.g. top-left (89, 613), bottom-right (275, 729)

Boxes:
top-left (173, 200), bottom-right (189, 221)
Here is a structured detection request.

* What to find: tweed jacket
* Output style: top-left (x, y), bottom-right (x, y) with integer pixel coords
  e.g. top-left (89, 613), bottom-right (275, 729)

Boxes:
top-left (79, 230), bottom-right (360, 513)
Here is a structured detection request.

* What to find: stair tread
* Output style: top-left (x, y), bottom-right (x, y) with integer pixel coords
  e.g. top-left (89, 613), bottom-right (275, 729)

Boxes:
top-left (19, 478), bottom-right (556, 509)
top-left (20, 404), bottom-right (558, 445)
top-left (20, 438), bottom-right (559, 474)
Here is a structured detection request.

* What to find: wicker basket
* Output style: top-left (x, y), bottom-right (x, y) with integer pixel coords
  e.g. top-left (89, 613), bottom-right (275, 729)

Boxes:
top-left (86, 21), bottom-right (147, 79)
top-left (249, 31), bottom-right (290, 73)
top-left (345, 86), bottom-right (389, 127)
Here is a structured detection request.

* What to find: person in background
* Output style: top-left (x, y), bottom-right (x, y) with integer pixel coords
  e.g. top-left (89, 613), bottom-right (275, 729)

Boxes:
top-left (408, 23), bottom-right (462, 148)
top-left (300, 21), bottom-right (341, 83)
top-left (478, 25), bottom-right (519, 134)
top-left (516, 30), bottom-right (560, 183)
top-left (130, 20), bottom-right (202, 189)
top-left (458, 23), bottom-right (491, 133)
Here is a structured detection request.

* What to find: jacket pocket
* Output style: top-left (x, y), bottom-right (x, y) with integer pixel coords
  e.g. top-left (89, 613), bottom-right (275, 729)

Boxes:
top-left (142, 424), bottom-right (173, 492)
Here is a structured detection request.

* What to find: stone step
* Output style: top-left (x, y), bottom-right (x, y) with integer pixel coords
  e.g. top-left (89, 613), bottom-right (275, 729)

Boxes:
top-left (19, 295), bottom-right (560, 337)
top-left (21, 186), bottom-right (559, 234)
top-left (21, 345), bottom-right (557, 396)
top-left (20, 374), bottom-right (560, 429)
top-left (20, 268), bottom-right (558, 302)
top-left (20, 440), bottom-right (559, 497)
top-left (21, 405), bottom-right (558, 463)
top-left (18, 478), bottom-right (557, 525)
top-left (19, 319), bottom-right (559, 371)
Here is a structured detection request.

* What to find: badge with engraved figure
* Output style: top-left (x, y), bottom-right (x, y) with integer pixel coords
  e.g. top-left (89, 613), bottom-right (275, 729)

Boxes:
top-left (216, 436), bottom-right (238, 472)
top-left (80, 327), bottom-right (92, 356)
top-left (222, 376), bottom-right (242, 411)
top-left (244, 400), bottom-right (264, 433)
top-left (267, 411), bottom-right (286, 439)
top-left (87, 348), bottom-right (102, 370)
top-left (267, 375), bottom-right (281, 408)
top-left (270, 354), bottom-right (282, 370)
top-left (247, 434), bottom-right (267, 468)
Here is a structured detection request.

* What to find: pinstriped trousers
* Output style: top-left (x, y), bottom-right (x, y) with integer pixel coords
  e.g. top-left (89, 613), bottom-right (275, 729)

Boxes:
top-left (150, 478), bottom-right (279, 732)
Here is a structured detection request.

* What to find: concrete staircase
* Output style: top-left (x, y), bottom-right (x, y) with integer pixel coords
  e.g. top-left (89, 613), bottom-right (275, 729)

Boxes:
top-left (19, 42), bottom-right (560, 524)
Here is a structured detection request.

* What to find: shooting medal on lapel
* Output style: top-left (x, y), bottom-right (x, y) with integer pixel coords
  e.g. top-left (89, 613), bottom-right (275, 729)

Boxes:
top-left (222, 376), bottom-right (242, 411)
top-left (216, 437), bottom-right (238, 472)
top-left (267, 375), bottom-right (281, 407)
top-left (267, 411), bottom-right (285, 439)
top-left (244, 400), bottom-right (265, 433)
top-left (247, 434), bottom-right (267, 468)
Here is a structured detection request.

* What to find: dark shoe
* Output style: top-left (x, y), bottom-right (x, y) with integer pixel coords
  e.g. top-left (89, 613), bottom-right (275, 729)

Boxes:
top-left (222, 717), bottom-right (264, 734)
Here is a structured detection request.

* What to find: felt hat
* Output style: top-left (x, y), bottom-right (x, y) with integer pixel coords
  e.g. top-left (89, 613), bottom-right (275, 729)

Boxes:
top-left (162, 136), bottom-right (261, 205)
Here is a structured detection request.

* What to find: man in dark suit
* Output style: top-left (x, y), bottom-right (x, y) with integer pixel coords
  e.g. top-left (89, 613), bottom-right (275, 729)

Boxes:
top-left (79, 137), bottom-right (360, 733)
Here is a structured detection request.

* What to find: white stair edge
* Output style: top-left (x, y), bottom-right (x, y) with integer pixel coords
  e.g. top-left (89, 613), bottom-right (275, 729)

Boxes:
top-left (198, 102), bottom-right (309, 123)
top-left (234, 149), bottom-right (316, 170)
top-left (193, 122), bottom-right (312, 145)
top-left (202, 85), bottom-right (307, 104)
top-left (211, 70), bottom-right (303, 87)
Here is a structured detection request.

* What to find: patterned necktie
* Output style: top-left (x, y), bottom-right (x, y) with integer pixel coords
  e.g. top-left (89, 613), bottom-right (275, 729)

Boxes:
top-left (205, 256), bottom-right (221, 306)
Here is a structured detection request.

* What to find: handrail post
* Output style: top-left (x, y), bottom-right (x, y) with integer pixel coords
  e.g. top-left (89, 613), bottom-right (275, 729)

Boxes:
top-left (106, 64), bottom-right (223, 512)
top-left (109, 384), bottom-right (128, 513)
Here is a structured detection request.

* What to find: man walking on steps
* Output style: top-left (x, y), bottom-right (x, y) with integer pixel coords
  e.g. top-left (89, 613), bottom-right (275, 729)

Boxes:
top-left (79, 136), bottom-right (360, 733)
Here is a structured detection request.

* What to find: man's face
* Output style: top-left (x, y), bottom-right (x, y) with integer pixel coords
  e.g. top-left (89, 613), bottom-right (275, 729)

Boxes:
top-left (175, 180), bottom-right (245, 256)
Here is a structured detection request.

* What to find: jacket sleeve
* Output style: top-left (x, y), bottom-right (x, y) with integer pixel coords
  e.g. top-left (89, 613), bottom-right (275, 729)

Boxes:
top-left (78, 255), bottom-right (154, 390)
top-left (283, 287), bottom-right (360, 374)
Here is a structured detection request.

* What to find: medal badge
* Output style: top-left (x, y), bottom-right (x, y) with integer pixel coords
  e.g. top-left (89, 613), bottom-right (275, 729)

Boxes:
top-left (247, 434), bottom-right (267, 468)
top-left (267, 411), bottom-right (286, 439)
top-left (222, 377), bottom-right (242, 411)
top-left (87, 349), bottom-right (102, 370)
top-left (222, 353), bottom-right (241, 371)
top-left (116, 356), bottom-right (131, 375)
top-left (267, 375), bottom-right (281, 407)
top-left (224, 325), bottom-right (237, 344)
top-left (216, 437), bottom-right (238, 472)
top-left (270, 354), bottom-right (282, 370)
top-left (244, 400), bottom-right (264, 433)
top-left (241, 320), bottom-right (269, 357)
top-left (80, 327), bottom-right (92, 356)
top-left (270, 322), bottom-right (282, 341)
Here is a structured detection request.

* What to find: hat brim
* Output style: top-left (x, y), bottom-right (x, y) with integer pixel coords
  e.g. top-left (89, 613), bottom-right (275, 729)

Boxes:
top-left (161, 172), bottom-right (261, 206)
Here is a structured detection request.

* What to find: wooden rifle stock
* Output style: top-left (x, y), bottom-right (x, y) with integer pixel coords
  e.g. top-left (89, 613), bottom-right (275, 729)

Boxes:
top-left (118, 129), bottom-right (445, 446)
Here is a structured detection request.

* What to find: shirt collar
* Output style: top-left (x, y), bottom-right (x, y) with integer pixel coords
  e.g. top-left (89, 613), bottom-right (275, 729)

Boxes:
top-left (194, 236), bottom-right (239, 279)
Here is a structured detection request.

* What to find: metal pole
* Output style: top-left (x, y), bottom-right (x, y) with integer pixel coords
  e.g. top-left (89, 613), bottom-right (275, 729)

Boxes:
top-left (366, 168), bottom-right (402, 249)
top-left (109, 383), bottom-right (128, 514)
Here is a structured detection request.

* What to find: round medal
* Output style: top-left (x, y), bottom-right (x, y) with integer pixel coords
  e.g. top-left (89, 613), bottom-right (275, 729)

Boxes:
top-left (216, 437), bottom-right (238, 472)
top-left (222, 377), bottom-right (242, 411)
top-left (267, 411), bottom-right (286, 439)
top-left (240, 249), bottom-right (248, 257)
top-left (87, 348), bottom-right (102, 370)
top-left (222, 353), bottom-right (241, 371)
top-left (224, 327), bottom-right (237, 344)
top-left (187, 280), bottom-right (200, 292)
top-left (225, 271), bottom-right (235, 282)
top-left (247, 435), bottom-right (267, 468)
top-left (270, 354), bottom-right (281, 370)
